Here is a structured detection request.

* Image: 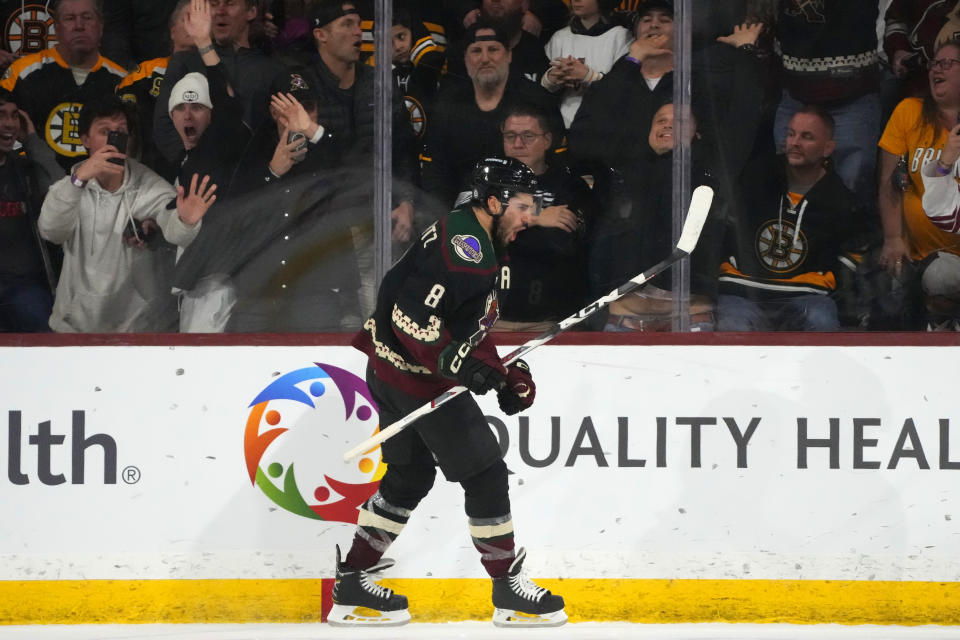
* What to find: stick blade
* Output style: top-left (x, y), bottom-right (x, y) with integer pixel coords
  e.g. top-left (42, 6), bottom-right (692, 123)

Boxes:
top-left (676, 185), bottom-right (714, 254)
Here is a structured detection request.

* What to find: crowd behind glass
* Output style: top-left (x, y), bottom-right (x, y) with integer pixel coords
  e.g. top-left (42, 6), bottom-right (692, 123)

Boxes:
top-left (1, 0), bottom-right (956, 334)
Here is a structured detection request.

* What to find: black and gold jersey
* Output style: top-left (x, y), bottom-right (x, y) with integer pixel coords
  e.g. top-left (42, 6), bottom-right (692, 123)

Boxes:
top-left (719, 157), bottom-right (866, 299)
top-left (116, 56), bottom-right (174, 177)
top-left (115, 56), bottom-right (167, 108)
top-left (1, 47), bottom-right (126, 172)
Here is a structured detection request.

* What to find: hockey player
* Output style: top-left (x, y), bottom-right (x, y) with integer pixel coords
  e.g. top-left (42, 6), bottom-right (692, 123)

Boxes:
top-left (335, 157), bottom-right (566, 628)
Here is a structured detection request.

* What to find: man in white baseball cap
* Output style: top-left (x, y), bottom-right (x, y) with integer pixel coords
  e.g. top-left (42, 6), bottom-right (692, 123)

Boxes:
top-left (169, 71), bottom-right (213, 151)
top-left (165, 66), bottom-right (250, 334)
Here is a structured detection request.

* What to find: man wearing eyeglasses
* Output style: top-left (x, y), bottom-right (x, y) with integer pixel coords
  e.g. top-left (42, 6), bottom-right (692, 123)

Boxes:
top-left (494, 103), bottom-right (595, 330)
top-left (420, 21), bottom-right (561, 221)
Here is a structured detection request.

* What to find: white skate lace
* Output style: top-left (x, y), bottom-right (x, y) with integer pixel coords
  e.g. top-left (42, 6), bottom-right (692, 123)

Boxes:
top-left (360, 571), bottom-right (393, 600)
top-left (510, 572), bottom-right (546, 602)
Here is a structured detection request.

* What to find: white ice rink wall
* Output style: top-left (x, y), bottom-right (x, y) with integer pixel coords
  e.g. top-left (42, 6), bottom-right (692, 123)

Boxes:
top-left (1, 334), bottom-right (959, 625)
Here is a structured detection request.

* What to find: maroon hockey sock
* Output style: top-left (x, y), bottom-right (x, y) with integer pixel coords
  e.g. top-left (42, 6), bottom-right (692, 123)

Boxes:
top-left (468, 515), bottom-right (515, 578)
top-left (344, 533), bottom-right (385, 570)
top-left (344, 491), bottom-right (411, 570)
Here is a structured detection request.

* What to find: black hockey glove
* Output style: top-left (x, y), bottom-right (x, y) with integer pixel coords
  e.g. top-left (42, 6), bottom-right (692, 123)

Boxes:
top-left (438, 341), bottom-right (507, 395)
top-left (497, 359), bottom-right (536, 416)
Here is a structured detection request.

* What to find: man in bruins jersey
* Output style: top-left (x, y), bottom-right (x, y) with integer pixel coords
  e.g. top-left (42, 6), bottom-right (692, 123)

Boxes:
top-left (1, 0), bottom-right (126, 173)
top-left (331, 157), bottom-right (567, 628)
top-left (717, 106), bottom-right (867, 331)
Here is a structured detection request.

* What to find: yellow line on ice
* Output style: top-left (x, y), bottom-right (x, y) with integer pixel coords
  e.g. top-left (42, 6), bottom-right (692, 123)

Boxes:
top-left (1, 578), bottom-right (959, 625)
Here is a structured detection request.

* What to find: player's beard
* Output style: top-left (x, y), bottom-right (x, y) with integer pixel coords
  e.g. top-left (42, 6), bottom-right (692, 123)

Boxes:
top-left (491, 213), bottom-right (508, 253)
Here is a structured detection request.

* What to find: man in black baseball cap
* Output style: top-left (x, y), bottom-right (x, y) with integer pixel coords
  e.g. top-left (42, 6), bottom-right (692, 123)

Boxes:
top-left (638, 0), bottom-right (674, 18)
top-left (444, 4), bottom-right (550, 87)
top-left (634, 0), bottom-right (674, 53)
top-left (308, 0), bottom-right (363, 71)
top-left (308, 0), bottom-right (360, 30)
top-left (462, 19), bottom-right (511, 49)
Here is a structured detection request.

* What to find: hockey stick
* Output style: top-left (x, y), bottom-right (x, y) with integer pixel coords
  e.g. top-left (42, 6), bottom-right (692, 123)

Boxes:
top-left (343, 185), bottom-right (714, 463)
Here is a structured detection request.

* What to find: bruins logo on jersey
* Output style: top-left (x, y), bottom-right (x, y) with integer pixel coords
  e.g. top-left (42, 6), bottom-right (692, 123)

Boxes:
top-left (5, 4), bottom-right (56, 56)
top-left (755, 219), bottom-right (808, 273)
top-left (404, 95), bottom-right (425, 138)
top-left (45, 102), bottom-right (86, 157)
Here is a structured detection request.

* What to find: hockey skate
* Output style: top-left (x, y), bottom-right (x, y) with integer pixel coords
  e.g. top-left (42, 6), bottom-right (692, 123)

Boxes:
top-left (327, 545), bottom-right (410, 627)
top-left (491, 547), bottom-right (567, 627)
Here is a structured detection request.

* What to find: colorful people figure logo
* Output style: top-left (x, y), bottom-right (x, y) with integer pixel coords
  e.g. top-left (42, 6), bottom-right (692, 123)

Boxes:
top-left (244, 363), bottom-right (385, 523)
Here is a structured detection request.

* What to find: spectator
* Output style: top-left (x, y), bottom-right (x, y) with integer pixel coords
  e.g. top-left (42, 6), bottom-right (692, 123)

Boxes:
top-left (879, 39), bottom-right (960, 330)
top-left (457, 0), bottom-right (570, 44)
top-left (541, 0), bottom-right (632, 128)
top-left (445, 0), bottom-right (551, 86)
top-left (356, 1), bottom-right (447, 68)
top-left (169, 0), bottom-right (251, 196)
top-left (0, 90), bottom-right (62, 332)
top-left (233, 70), bottom-right (326, 189)
top-left (171, 0), bottom-right (418, 332)
top-left (0, 0), bottom-right (127, 173)
top-left (883, 0), bottom-right (960, 102)
top-left (389, 5), bottom-right (445, 140)
top-left (580, 22), bottom-right (764, 332)
top-left (154, 0), bottom-right (282, 162)
top-left (116, 0), bottom-right (194, 180)
top-left (304, 0), bottom-right (417, 313)
top-left (421, 21), bottom-right (561, 220)
top-left (921, 119), bottom-right (960, 234)
top-left (102, 0), bottom-right (180, 71)
top-left (920, 114), bottom-right (960, 329)
top-left (494, 103), bottom-right (595, 331)
top-left (772, 0), bottom-right (881, 213)
top-left (716, 106), bottom-right (866, 332)
top-left (38, 95), bottom-right (216, 333)
top-left (595, 100), bottom-right (719, 332)
top-left (167, 68), bottom-right (251, 332)
top-left (567, 0), bottom-right (674, 173)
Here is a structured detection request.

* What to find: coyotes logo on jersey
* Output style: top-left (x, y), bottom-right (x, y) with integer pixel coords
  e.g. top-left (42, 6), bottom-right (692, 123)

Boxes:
top-left (936, 1), bottom-right (960, 52)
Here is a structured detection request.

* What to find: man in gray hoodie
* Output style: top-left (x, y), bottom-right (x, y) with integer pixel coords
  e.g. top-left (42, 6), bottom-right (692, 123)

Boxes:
top-left (39, 95), bottom-right (217, 332)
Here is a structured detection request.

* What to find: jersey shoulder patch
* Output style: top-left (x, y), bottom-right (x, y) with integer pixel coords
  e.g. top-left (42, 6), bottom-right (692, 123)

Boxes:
top-left (441, 207), bottom-right (497, 273)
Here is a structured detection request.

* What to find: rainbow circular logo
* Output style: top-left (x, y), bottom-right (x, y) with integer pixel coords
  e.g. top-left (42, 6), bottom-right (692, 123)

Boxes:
top-left (243, 363), bottom-right (385, 523)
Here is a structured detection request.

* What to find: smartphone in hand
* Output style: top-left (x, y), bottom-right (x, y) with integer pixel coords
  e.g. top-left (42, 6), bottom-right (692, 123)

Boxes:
top-left (287, 130), bottom-right (307, 153)
top-left (106, 130), bottom-right (127, 165)
top-left (124, 217), bottom-right (141, 243)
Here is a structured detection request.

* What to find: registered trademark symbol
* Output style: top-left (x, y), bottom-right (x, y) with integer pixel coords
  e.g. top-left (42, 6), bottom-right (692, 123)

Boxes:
top-left (122, 466), bottom-right (141, 484)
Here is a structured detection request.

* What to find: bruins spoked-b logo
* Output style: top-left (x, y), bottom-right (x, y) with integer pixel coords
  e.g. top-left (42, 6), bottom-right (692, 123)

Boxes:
top-left (404, 95), bottom-right (426, 138)
top-left (755, 219), bottom-right (808, 273)
top-left (4, 3), bottom-right (56, 55)
top-left (45, 102), bottom-right (86, 157)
